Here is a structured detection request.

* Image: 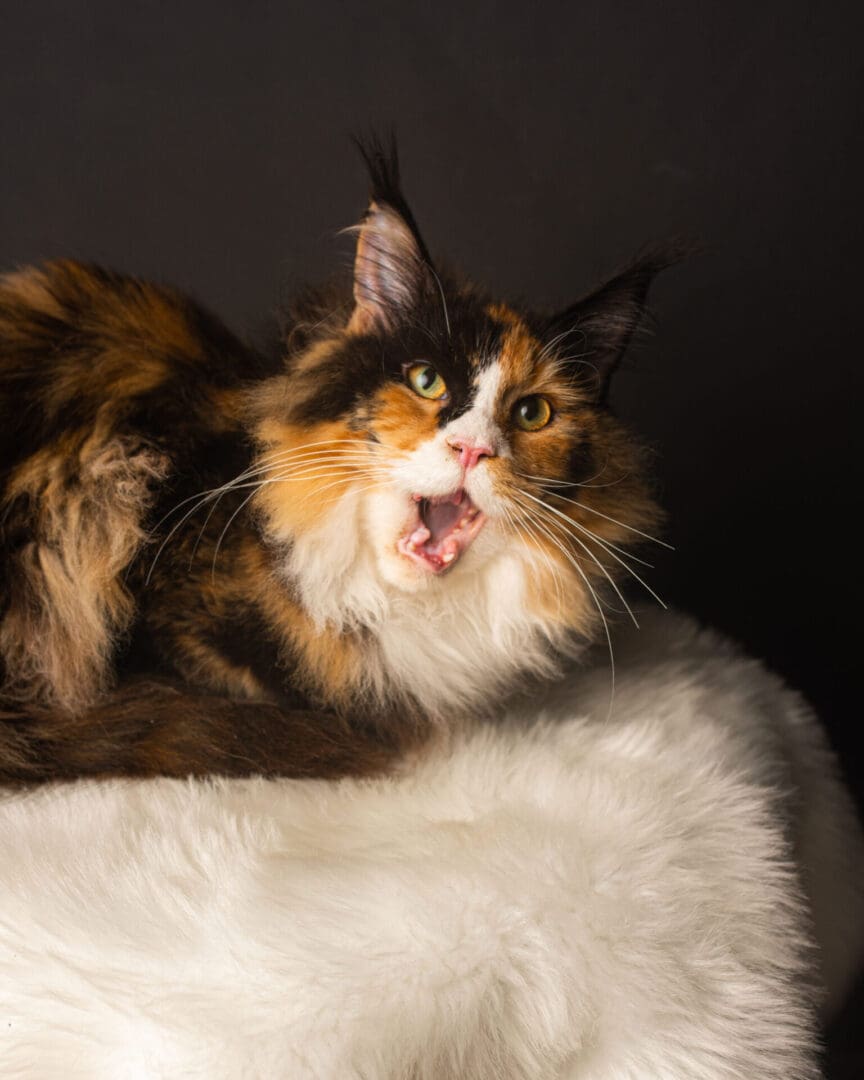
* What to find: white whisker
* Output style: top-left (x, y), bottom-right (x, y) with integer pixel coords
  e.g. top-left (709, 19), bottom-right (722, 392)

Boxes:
top-left (540, 490), bottom-right (673, 549)
top-left (518, 489), bottom-right (666, 611)
top-left (513, 492), bottom-right (639, 629)
top-left (510, 500), bottom-right (616, 719)
top-left (505, 504), bottom-right (565, 618)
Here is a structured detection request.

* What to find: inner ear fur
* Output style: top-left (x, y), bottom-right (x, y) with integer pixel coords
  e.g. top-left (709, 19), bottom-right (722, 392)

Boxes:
top-left (540, 242), bottom-right (689, 403)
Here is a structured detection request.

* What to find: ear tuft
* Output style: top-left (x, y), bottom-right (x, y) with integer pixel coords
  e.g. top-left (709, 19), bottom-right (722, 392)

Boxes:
top-left (348, 134), bottom-right (436, 335)
top-left (541, 240), bottom-right (693, 402)
top-left (352, 133), bottom-right (432, 263)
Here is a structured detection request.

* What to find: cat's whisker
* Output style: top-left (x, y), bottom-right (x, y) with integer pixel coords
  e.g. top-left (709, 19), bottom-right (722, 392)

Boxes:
top-left (232, 448), bottom-right (379, 484)
top-left (428, 264), bottom-right (452, 339)
top-left (510, 499), bottom-right (616, 716)
top-left (305, 477), bottom-right (388, 509)
top-left (516, 457), bottom-right (632, 497)
top-left (144, 441), bottom-right (374, 566)
top-left (503, 504), bottom-right (566, 619)
top-left (513, 493), bottom-right (639, 629)
top-left (193, 447), bottom-right (383, 511)
top-left (253, 444), bottom-right (377, 466)
top-left (566, 516), bottom-right (657, 574)
top-left (537, 326), bottom-right (587, 363)
top-left (210, 470), bottom-right (391, 581)
top-left (155, 455), bottom-right (389, 578)
top-left (207, 444), bottom-right (377, 491)
top-left (515, 482), bottom-right (657, 570)
top-left (210, 487), bottom-right (270, 582)
top-left (191, 462), bottom-right (389, 507)
top-left (528, 510), bottom-right (643, 623)
top-left (200, 442), bottom-right (371, 495)
top-left (530, 509), bottom-right (654, 569)
top-left (187, 459), bottom-right (357, 567)
top-left (253, 437), bottom-right (371, 463)
top-left (514, 457), bottom-right (626, 492)
top-left (185, 455), bottom-right (386, 570)
top-left (236, 456), bottom-right (384, 486)
top-left (517, 489), bottom-right (666, 613)
top-left (267, 473), bottom-right (392, 499)
top-left (538, 490), bottom-right (674, 550)
top-left (145, 488), bottom-right (233, 585)
top-left (553, 519), bottom-right (662, 616)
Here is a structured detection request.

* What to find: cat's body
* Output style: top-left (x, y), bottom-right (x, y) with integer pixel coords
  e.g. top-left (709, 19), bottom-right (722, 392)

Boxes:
top-left (0, 144), bottom-right (667, 783)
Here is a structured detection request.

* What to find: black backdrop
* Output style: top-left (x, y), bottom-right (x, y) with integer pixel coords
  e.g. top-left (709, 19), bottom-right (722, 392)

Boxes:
top-left (1, 3), bottom-right (861, 794)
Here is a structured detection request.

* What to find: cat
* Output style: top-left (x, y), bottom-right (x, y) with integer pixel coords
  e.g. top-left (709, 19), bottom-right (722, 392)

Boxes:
top-left (0, 139), bottom-right (676, 784)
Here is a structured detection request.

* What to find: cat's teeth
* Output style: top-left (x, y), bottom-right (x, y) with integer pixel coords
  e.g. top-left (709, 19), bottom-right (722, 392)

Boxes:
top-left (408, 525), bottom-right (431, 546)
top-left (459, 518), bottom-right (470, 529)
top-left (442, 552), bottom-right (456, 564)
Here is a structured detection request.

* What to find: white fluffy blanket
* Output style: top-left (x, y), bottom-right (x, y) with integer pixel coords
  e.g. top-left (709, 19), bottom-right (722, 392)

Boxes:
top-left (1, 612), bottom-right (863, 1079)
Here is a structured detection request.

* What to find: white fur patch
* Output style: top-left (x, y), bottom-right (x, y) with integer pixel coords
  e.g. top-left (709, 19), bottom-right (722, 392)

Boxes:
top-left (445, 361), bottom-right (507, 456)
top-left (2, 612), bottom-right (862, 1078)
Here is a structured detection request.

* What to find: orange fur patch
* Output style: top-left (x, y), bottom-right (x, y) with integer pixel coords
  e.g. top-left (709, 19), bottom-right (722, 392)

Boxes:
top-left (250, 417), bottom-right (371, 539)
top-left (368, 383), bottom-right (441, 452)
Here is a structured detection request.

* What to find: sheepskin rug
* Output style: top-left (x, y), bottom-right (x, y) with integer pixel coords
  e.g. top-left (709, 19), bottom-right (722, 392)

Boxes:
top-left (1, 611), bottom-right (863, 1079)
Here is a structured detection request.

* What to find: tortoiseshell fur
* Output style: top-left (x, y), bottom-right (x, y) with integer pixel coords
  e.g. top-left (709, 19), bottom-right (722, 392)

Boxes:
top-left (0, 143), bottom-right (673, 784)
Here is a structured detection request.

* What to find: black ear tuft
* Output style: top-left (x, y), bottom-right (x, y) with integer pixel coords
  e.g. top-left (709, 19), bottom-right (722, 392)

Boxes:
top-left (352, 133), bottom-right (432, 265)
top-left (541, 240), bottom-right (692, 403)
top-left (348, 133), bottom-right (437, 335)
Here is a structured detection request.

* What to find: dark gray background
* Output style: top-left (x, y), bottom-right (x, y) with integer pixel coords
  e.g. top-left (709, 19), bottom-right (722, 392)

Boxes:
top-left (1, 0), bottom-right (863, 1060)
top-left (1, 5), bottom-right (861, 769)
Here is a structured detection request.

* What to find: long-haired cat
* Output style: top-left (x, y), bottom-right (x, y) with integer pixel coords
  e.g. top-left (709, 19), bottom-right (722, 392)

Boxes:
top-left (0, 140), bottom-right (675, 783)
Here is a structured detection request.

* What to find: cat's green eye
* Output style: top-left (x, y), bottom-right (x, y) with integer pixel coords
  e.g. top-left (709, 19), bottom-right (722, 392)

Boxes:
top-left (406, 363), bottom-right (447, 401)
top-left (514, 395), bottom-right (553, 432)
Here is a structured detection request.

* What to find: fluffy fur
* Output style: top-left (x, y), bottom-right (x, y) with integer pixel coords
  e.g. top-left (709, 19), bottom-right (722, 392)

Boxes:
top-left (2, 611), bottom-right (862, 1079)
top-left (0, 142), bottom-right (672, 782)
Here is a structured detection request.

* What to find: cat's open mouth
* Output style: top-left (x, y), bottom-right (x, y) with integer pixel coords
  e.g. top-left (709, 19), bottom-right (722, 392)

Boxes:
top-left (397, 489), bottom-right (486, 574)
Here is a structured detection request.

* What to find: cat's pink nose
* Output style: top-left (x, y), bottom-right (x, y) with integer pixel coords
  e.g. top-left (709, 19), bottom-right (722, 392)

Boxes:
top-left (447, 435), bottom-right (494, 472)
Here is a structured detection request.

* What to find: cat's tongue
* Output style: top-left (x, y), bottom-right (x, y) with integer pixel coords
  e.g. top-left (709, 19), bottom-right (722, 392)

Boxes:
top-left (422, 498), bottom-right (464, 544)
top-left (398, 490), bottom-right (486, 574)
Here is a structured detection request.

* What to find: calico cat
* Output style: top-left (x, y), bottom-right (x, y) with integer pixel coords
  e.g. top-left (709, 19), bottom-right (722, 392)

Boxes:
top-left (0, 140), bottom-right (675, 783)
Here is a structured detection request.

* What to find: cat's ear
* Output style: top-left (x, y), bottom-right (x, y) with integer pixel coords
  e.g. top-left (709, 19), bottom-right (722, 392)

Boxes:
top-left (540, 244), bottom-right (686, 403)
top-left (347, 136), bottom-right (437, 336)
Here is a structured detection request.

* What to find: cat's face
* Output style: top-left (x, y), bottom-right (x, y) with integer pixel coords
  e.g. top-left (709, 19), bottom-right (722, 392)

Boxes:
top-left (251, 145), bottom-right (667, 651)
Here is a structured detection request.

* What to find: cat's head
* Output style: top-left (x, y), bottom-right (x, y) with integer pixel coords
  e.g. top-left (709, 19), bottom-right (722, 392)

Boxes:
top-left (250, 140), bottom-right (674, 663)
